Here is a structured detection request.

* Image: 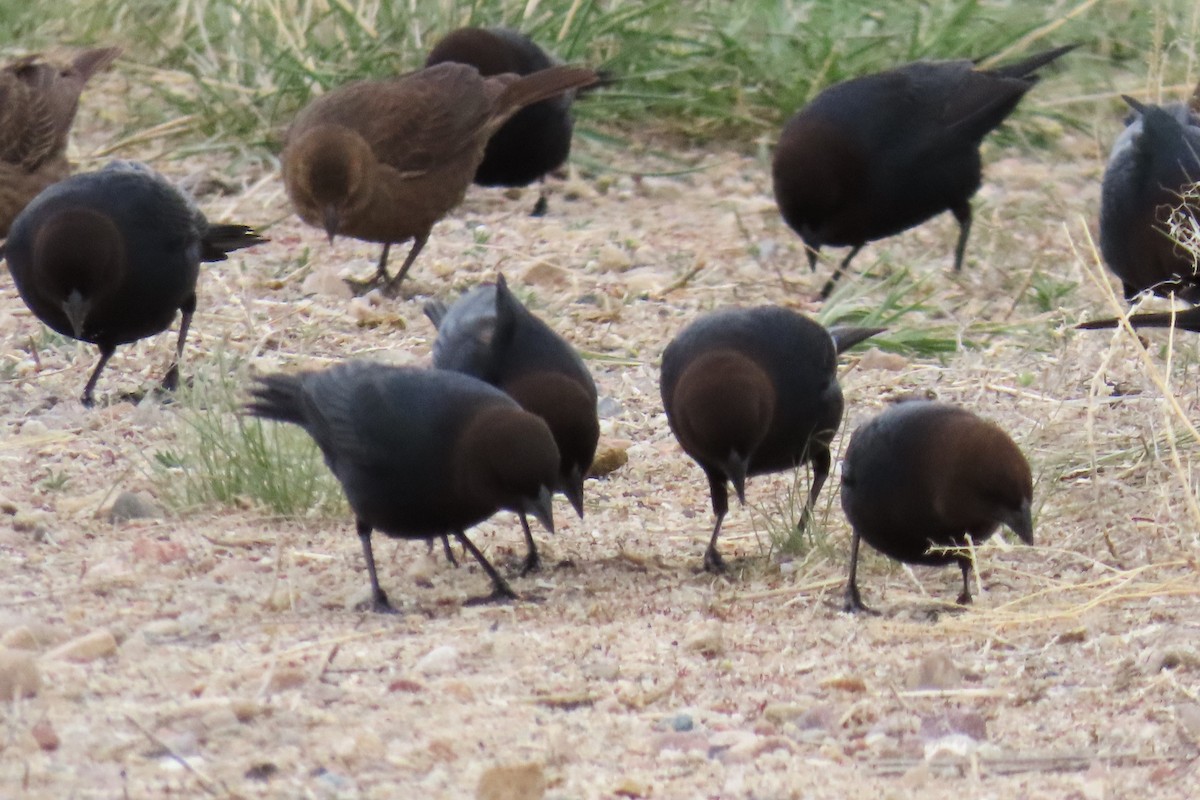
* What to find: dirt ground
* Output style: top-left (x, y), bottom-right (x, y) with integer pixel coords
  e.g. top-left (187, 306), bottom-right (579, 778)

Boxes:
top-left (2, 79), bottom-right (1200, 798)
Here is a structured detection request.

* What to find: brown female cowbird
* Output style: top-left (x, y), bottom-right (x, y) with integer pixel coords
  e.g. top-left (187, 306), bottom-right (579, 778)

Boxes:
top-left (660, 306), bottom-right (881, 572)
top-left (246, 362), bottom-right (560, 612)
top-left (0, 46), bottom-right (120, 236)
top-left (840, 401), bottom-right (1033, 613)
top-left (282, 61), bottom-right (598, 293)
top-left (772, 45), bottom-right (1074, 298)
top-left (1093, 95), bottom-right (1200, 304)
top-left (425, 274), bottom-right (599, 573)
top-left (426, 27), bottom-right (595, 216)
top-left (6, 161), bottom-right (265, 406)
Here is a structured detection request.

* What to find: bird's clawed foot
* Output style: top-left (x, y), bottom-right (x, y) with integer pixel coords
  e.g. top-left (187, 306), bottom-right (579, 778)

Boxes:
top-left (841, 585), bottom-right (879, 615)
top-left (530, 195), bottom-right (549, 217)
top-left (463, 585), bottom-right (519, 606)
top-left (702, 546), bottom-right (727, 575)
top-left (519, 551), bottom-right (542, 577)
top-left (358, 588), bottom-right (399, 614)
top-left (343, 273), bottom-right (387, 296)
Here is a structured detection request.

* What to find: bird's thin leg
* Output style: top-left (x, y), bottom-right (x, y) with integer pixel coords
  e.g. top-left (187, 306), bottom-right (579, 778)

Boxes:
top-left (518, 512), bottom-right (541, 576)
top-left (951, 202), bottom-right (973, 272)
top-left (382, 234), bottom-right (429, 297)
top-left (956, 560), bottom-right (974, 605)
top-left (842, 530), bottom-right (876, 614)
top-left (819, 245), bottom-right (863, 299)
top-left (161, 294), bottom-right (195, 392)
top-left (455, 530), bottom-right (518, 603)
top-left (374, 243), bottom-right (392, 283)
top-left (531, 177), bottom-right (549, 217)
top-left (703, 471), bottom-right (730, 573)
top-left (439, 534), bottom-right (458, 567)
top-left (806, 245), bottom-right (820, 272)
top-left (81, 344), bottom-right (116, 407)
top-left (357, 519), bottom-right (396, 613)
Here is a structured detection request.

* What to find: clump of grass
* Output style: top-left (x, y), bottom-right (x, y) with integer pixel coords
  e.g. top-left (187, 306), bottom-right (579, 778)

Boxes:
top-left (151, 354), bottom-right (345, 518)
top-left (0, 0), bottom-right (1154, 155)
top-left (752, 462), bottom-right (842, 561)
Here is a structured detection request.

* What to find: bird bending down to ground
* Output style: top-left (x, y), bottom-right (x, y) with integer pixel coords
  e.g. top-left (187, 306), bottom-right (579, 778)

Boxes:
top-left (772, 44), bottom-right (1075, 298)
top-left (660, 306), bottom-right (881, 572)
top-left (0, 46), bottom-right (121, 237)
top-left (246, 362), bottom-right (560, 611)
top-left (426, 26), bottom-right (601, 216)
top-left (840, 401), bottom-right (1033, 613)
top-left (1091, 94), bottom-right (1200, 306)
top-left (282, 61), bottom-right (598, 294)
top-left (425, 274), bottom-right (599, 572)
top-left (5, 161), bottom-right (265, 406)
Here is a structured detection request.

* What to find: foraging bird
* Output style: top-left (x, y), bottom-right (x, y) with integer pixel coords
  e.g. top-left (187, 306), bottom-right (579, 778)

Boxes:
top-left (840, 401), bottom-right (1033, 613)
top-left (425, 274), bottom-right (599, 573)
top-left (1093, 95), bottom-right (1200, 304)
top-left (246, 362), bottom-right (560, 611)
top-left (0, 46), bottom-right (121, 237)
top-left (426, 26), bottom-right (596, 216)
top-left (5, 161), bottom-right (265, 406)
top-left (660, 306), bottom-right (881, 573)
top-left (281, 61), bottom-right (598, 294)
top-left (772, 45), bottom-right (1075, 298)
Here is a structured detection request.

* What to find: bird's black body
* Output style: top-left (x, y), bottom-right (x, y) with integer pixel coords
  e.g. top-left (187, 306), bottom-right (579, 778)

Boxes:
top-left (247, 362), bottom-right (560, 610)
top-left (1098, 96), bottom-right (1200, 303)
top-left (840, 401), bottom-right (1033, 612)
top-left (6, 161), bottom-right (263, 404)
top-left (426, 275), bottom-right (598, 572)
top-left (661, 306), bottom-right (880, 572)
top-left (772, 45), bottom-right (1074, 297)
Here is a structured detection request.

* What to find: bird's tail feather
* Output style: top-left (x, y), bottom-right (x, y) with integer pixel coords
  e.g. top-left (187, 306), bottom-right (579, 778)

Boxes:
top-left (201, 224), bottom-right (268, 262)
top-left (423, 300), bottom-right (449, 329)
top-left (246, 374), bottom-right (308, 425)
top-left (830, 326), bottom-right (886, 355)
top-left (491, 65), bottom-right (598, 132)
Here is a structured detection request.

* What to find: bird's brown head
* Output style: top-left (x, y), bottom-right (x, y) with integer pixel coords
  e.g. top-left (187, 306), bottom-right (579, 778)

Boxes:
top-left (504, 371), bottom-right (599, 518)
top-left (456, 405), bottom-right (561, 532)
top-left (666, 348), bottom-right (776, 499)
top-left (282, 124), bottom-right (376, 244)
top-left (32, 207), bottom-right (125, 340)
top-left (935, 411), bottom-right (1034, 545)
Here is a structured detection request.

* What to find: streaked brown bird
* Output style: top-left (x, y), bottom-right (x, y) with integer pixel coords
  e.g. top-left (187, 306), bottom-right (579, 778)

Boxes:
top-left (426, 26), bottom-right (595, 216)
top-left (0, 46), bottom-right (120, 237)
top-left (660, 306), bottom-right (881, 573)
top-left (840, 401), bottom-right (1033, 613)
top-left (425, 273), bottom-right (599, 573)
top-left (247, 362), bottom-right (560, 612)
top-left (6, 161), bottom-right (265, 406)
top-left (282, 61), bottom-right (598, 294)
top-left (772, 45), bottom-right (1074, 298)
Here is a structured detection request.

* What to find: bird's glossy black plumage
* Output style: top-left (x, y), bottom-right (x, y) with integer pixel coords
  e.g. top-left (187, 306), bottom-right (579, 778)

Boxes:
top-left (247, 362), bottom-right (560, 611)
top-left (425, 274), bottom-right (598, 573)
top-left (1097, 95), bottom-right (1200, 303)
top-left (772, 45), bottom-right (1074, 298)
top-left (840, 401), bottom-right (1033, 613)
top-left (6, 161), bottom-right (264, 405)
top-left (660, 306), bottom-right (881, 572)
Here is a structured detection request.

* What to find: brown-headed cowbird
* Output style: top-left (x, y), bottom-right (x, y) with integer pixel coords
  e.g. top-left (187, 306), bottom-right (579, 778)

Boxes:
top-left (772, 45), bottom-right (1075, 298)
top-left (6, 161), bottom-right (265, 406)
top-left (426, 27), bottom-right (598, 216)
top-left (660, 306), bottom-right (881, 572)
top-left (0, 46), bottom-right (120, 237)
top-left (425, 274), bottom-right (598, 573)
top-left (246, 362), bottom-right (560, 611)
top-left (840, 400), bottom-right (1033, 613)
top-left (1093, 95), bottom-right (1200, 304)
top-left (282, 61), bottom-right (598, 293)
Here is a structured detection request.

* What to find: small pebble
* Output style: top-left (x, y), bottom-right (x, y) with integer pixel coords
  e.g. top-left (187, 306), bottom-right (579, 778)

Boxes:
top-left (31, 718), bottom-right (59, 751)
top-left (684, 621), bottom-right (724, 657)
top-left (45, 629), bottom-right (117, 663)
top-left (0, 647), bottom-right (40, 700)
top-left (414, 645), bottom-right (459, 676)
top-left (476, 762), bottom-right (546, 800)
top-left (906, 651), bottom-right (961, 690)
top-left (107, 491), bottom-right (162, 522)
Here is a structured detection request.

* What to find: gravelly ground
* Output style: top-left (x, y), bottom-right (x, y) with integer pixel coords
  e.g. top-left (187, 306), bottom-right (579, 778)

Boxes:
top-left (1, 72), bottom-right (1200, 798)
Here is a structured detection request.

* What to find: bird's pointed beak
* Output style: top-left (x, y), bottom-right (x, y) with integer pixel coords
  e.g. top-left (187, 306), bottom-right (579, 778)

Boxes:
top-left (322, 205), bottom-right (339, 244)
top-left (62, 290), bottom-right (89, 339)
top-left (523, 485), bottom-right (555, 535)
top-left (725, 452), bottom-right (749, 505)
top-left (1004, 498), bottom-right (1034, 545)
top-left (562, 465), bottom-right (585, 519)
